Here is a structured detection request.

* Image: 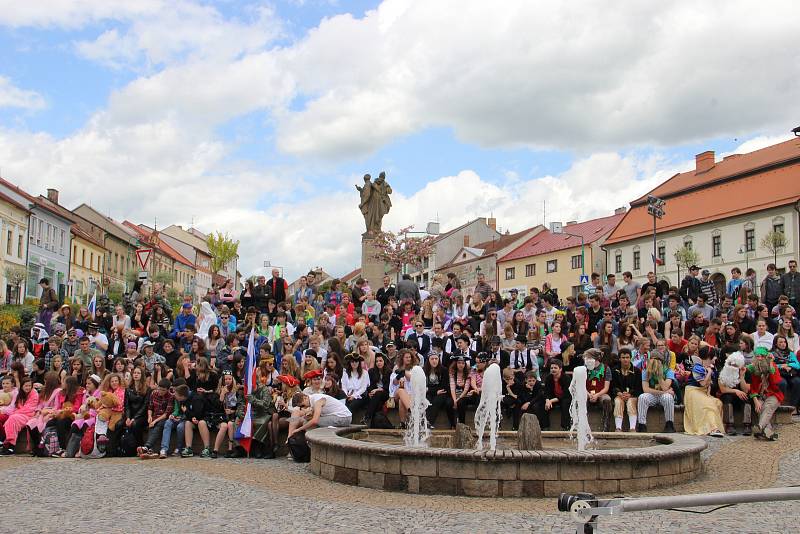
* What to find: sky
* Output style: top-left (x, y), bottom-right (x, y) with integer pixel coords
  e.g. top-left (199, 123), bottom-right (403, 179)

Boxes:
top-left (0, 0), bottom-right (798, 282)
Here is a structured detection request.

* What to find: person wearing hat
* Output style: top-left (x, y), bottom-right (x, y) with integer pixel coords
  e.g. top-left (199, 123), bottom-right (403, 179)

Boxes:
top-left (697, 269), bottom-right (718, 306)
top-left (679, 265), bottom-right (702, 307)
top-left (488, 335), bottom-right (510, 369)
top-left (747, 347), bottom-right (782, 440)
top-left (453, 335), bottom-right (476, 366)
top-left (86, 322), bottom-right (109, 357)
top-left (342, 354), bottom-right (369, 414)
top-left (141, 340), bottom-right (166, 375)
top-left (302, 369), bottom-right (324, 395)
top-left (509, 334), bottom-right (538, 381)
top-left (62, 328), bottom-right (80, 358)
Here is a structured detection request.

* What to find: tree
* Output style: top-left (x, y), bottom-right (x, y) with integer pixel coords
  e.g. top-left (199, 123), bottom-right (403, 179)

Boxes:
top-left (761, 230), bottom-right (788, 265)
top-left (3, 265), bottom-right (26, 304)
top-left (674, 246), bottom-right (700, 280)
top-left (371, 226), bottom-right (437, 282)
top-left (207, 232), bottom-right (240, 276)
top-left (153, 271), bottom-right (173, 287)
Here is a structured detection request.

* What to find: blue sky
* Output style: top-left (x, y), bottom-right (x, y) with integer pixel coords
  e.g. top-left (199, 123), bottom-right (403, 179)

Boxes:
top-left (0, 1), bottom-right (796, 280)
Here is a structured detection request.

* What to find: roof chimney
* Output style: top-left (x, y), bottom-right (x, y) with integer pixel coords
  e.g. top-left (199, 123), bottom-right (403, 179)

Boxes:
top-left (614, 207), bottom-right (627, 215)
top-left (695, 151), bottom-right (715, 173)
top-left (487, 217), bottom-right (497, 231)
top-left (46, 188), bottom-right (59, 204)
top-left (463, 234), bottom-right (470, 247)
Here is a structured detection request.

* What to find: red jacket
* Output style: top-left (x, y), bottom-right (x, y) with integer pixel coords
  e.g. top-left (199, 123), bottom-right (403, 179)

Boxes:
top-left (749, 363), bottom-right (784, 404)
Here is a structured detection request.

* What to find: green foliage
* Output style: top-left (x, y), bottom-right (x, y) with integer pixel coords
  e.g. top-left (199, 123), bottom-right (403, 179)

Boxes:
top-left (760, 230), bottom-right (789, 264)
top-left (153, 271), bottom-right (173, 286)
top-left (673, 246), bottom-right (700, 272)
top-left (107, 283), bottom-right (125, 305)
top-left (125, 269), bottom-right (139, 286)
top-left (0, 305), bottom-right (38, 336)
top-left (207, 231), bottom-right (240, 275)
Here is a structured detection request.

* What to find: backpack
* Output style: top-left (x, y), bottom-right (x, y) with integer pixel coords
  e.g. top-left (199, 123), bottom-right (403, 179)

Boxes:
top-left (287, 434), bottom-right (311, 463)
top-left (80, 426), bottom-right (105, 459)
top-left (370, 412), bottom-right (394, 429)
top-left (118, 428), bottom-right (139, 457)
top-left (40, 426), bottom-right (61, 456)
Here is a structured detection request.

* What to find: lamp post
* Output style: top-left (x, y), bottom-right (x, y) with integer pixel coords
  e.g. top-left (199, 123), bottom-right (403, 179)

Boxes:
top-left (738, 246), bottom-right (750, 271)
top-left (551, 226), bottom-right (585, 278)
top-left (647, 195), bottom-right (666, 275)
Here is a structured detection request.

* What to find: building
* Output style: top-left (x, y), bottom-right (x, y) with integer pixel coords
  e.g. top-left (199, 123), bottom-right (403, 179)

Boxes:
top-left (0, 190), bottom-right (30, 304)
top-left (73, 204), bottom-right (141, 292)
top-left (0, 181), bottom-right (74, 301)
top-left (287, 268), bottom-right (334, 297)
top-left (123, 222), bottom-right (196, 296)
top-left (604, 138), bottom-right (800, 294)
top-left (161, 225), bottom-right (239, 289)
top-left (436, 225), bottom-right (545, 293)
top-left (140, 224), bottom-right (211, 300)
top-left (406, 218), bottom-right (501, 287)
top-left (69, 225), bottom-right (106, 304)
top-left (497, 212), bottom-right (626, 299)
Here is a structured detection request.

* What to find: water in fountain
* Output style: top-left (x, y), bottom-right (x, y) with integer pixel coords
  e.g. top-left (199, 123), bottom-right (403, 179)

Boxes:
top-left (403, 365), bottom-right (431, 447)
top-left (568, 366), bottom-right (594, 451)
top-left (474, 363), bottom-right (502, 451)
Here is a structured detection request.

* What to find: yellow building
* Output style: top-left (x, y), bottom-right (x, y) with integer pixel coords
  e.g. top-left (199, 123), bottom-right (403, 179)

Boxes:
top-left (497, 213), bottom-right (625, 299)
top-left (69, 225), bottom-right (106, 304)
top-left (0, 191), bottom-right (30, 304)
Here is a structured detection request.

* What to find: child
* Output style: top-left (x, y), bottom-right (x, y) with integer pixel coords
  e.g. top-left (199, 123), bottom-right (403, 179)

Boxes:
top-left (0, 377), bottom-right (40, 455)
top-left (138, 378), bottom-right (175, 459)
top-left (501, 367), bottom-right (520, 430)
top-left (181, 383), bottom-right (213, 458)
top-left (164, 380), bottom-right (188, 457)
top-left (514, 370), bottom-right (546, 431)
top-left (361, 291), bottom-right (382, 323)
top-left (217, 371), bottom-right (242, 458)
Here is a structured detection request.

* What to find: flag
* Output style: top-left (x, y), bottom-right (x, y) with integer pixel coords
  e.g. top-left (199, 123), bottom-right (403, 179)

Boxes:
top-left (235, 327), bottom-right (258, 454)
top-left (88, 289), bottom-right (97, 319)
top-left (652, 253), bottom-right (664, 266)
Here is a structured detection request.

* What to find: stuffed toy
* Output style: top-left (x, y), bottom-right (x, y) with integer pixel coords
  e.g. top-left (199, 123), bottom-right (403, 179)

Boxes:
top-left (96, 391), bottom-right (123, 430)
top-left (0, 391), bottom-right (11, 408)
top-left (55, 400), bottom-right (76, 420)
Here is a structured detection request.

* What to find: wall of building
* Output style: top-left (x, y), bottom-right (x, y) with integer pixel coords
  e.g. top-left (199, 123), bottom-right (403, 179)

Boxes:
top-left (25, 207), bottom-right (71, 300)
top-left (0, 200), bottom-right (29, 304)
top-left (498, 244), bottom-right (594, 299)
top-left (607, 206), bottom-right (799, 287)
top-left (69, 236), bottom-right (105, 304)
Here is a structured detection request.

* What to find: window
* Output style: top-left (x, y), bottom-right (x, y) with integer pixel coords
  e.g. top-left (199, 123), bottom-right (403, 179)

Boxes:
top-left (73, 245), bottom-right (77, 262)
top-left (89, 252), bottom-right (94, 270)
top-left (615, 254), bottom-right (622, 273)
top-left (114, 253), bottom-right (119, 273)
top-left (633, 250), bottom-right (641, 271)
top-left (525, 263), bottom-right (536, 277)
top-left (422, 256), bottom-right (429, 269)
top-left (745, 229), bottom-right (755, 252)
top-left (774, 223), bottom-right (785, 235)
top-left (60, 230), bottom-right (65, 254)
top-left (38, 220), bottom-right (43, 245)
top-left (17, 235), bottom-right (22, 258)
top-left (6, 230), bottom-right (11, 255)
top-left (546, 260), bottom-right (557, 273)
top-left (45, 224), bottom-right (51, 249)
top-left (712, 235), bottom-right (721, 258)
top-left (505, 267), bottom-right (516, 280)
top-left (684, 240), bottom-right (693, 251)
top-left (657, 246), bottom-right (666, 265)
top-left (571, 255), bottom-right (582, 270)
top-left (29, 216), bottom-right (37, 242)
top-left (81, 249), bottom-right (86, 267)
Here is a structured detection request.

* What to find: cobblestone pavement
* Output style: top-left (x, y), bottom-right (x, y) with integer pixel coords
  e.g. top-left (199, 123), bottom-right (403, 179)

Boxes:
top-left (0, 424), bottom-right (798, 533)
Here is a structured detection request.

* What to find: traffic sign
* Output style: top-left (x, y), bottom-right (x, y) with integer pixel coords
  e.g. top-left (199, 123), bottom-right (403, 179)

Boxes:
top-left (136, 248), bottom-right (152, 271)
top-left (579, 274), bottom-right (589, 285)
top-left (138, 271), bottom-right (149, 282)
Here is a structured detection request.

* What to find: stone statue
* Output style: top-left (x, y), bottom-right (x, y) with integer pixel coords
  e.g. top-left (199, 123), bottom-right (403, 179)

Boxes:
top-left (356, 171), bottom-right (392, 235)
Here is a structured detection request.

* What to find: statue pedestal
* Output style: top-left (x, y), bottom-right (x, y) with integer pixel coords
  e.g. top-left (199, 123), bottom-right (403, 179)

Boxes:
top-left (361, 234), bottom-right (386, 287)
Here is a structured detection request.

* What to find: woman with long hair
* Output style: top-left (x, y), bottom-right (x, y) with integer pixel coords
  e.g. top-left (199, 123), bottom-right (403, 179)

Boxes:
top-left (323, 353), bottom-right (344, 382)
top-left (364, 353), bottom-right (391, 426)
top-left (214, 371), bottom-right (242, 458)
top-left (777, 318), bottom-right (800, 352)
top-left (57, 304), bottom-right (75, 331)
top-left (26, 371), bottom-right (62, 449)
top-left (424, 351), bottom-right (454, 428)
top-left (390, 349), bottom-right (417, 428)
top-left (75, 307), bottom-right (92, 333)
top-left (771, 334), bottom-right (800, 413)
top-left (12, 340), bottom-right (34, 374)
top-left (123, 366), bottom-right (150, 448)
top-left (174, 356), bottom-right (192, 383)
top-left (0, 377), bottom-right (39, 455)
top-left (467, 293), bottom-right (486, 334)
top-left (594, 320), bottom-right (619, 357)
top-left (449, 355), bottom-right (474, 424)
top-left (544, 321), bottom-right (568, 368)
top-left (323, 372), bottom-right (345, 400)
top-left (68, 357), bottom-right (87, 385)
top-left (206, 325), bottom-right (224, 368)
top-left (50, 354), bottom-right (67, 383)
top-left (342, 354), bottom-right (370, 414)
top-left (683, 346), bottom-right (724, 437)
top-left (90, 354), bottom-right (107, 381)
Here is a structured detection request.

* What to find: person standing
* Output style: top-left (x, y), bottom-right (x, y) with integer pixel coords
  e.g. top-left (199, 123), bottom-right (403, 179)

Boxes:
top-left (38, 278), bottom-right (59, 335)
top-left (268, 268), bottom-right (288, 304)
top-left (761, 263), bottom-right (783, 312)
top-left (376, 275), bottom-right (395, 309)
top-left (781, 260), bottom-right (800, 310)
top-left (679, 265), bottom-right (702, 307)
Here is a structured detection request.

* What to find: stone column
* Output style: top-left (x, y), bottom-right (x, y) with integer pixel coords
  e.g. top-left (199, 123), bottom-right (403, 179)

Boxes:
top-left (361, 234), bottom-right (386, 287)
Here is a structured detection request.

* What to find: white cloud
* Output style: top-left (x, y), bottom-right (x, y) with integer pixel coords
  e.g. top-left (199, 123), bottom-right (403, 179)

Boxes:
top-left (0, 76), bottom-right (46, 110)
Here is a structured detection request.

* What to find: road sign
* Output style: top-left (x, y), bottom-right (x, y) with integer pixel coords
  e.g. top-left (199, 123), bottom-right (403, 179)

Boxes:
top-left (579, 274), bottom-right (589, 285)
top-left (583, 284), bottom-right (595, 296)
top-left (138, 271), bottom-right (149, 282)
top-left (136, 248), bottom-right (152, 271)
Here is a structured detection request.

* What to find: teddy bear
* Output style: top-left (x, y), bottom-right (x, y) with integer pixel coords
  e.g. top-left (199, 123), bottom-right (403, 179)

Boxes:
top-left (55, 400), bottom-right (75, 420)
top-left (96, 391), bottom-right (123, 431)
top-left (0, 391), bottom-right (11, 408)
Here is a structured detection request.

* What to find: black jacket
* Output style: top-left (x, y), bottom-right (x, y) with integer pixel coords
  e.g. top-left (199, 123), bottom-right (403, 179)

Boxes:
top-left (679, 275), bottom-right (702, 304)
top-left (367, 367), bottom-right (390, 393)
top-left (124, 387), bottom-right (150, 422)
top-left (425, 366), bottom-right (449, 398)
top-left (611, 366), bottom-right (643, 397)
top-left (544, 372), bottom-right (571, 401)
top-left (407, 332), bottom-right (431, 356)
top-left (376, 285), bottom-right (395, 308)
top-left (514, 380), bottom-right (546, 407)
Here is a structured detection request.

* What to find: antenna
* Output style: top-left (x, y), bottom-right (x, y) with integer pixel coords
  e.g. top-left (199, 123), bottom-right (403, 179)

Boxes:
top-left (543, 200), bottom-right (546, 226)
top-left (154, 216), bottom-right (158, 232)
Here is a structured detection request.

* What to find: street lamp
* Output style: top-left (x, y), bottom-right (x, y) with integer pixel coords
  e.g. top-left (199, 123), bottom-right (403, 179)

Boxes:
top-left (738, 245), bottom-right (750, 271)
top-left (647, 195), bottom-right (666, 275)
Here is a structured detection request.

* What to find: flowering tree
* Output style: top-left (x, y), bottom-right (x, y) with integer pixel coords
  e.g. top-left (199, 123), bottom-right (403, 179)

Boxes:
top-left (761, 230), bottom-right (788, 265)
top-left (371, 226), bottom-right (437, 281)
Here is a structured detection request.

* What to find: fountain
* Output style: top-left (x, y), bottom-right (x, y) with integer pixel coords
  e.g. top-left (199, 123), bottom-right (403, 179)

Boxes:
top-left (569, 366), bottom-right (594, 451)
top-left (403, 365), bottom-right (430, 447)
top-left (475, 363), bottom-right (502, 451)
top-left (307, 366), bottom-right (707, 497)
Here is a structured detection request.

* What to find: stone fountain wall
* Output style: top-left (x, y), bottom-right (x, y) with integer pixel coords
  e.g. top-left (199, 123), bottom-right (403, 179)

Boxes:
top-left (306, 428), bottom-right (706, 497)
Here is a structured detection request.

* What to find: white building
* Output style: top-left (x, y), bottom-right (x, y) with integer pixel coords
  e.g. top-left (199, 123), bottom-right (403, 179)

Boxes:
top-left (604, 138), bottom-right (800, 295)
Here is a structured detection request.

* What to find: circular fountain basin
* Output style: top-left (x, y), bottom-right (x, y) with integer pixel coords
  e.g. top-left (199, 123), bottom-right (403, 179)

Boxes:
top-left (306, 427), bottom-right (707, 497)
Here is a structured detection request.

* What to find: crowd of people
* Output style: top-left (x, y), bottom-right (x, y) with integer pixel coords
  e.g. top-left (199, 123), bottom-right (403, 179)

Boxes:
top-left (1, 259), bottom-right (798, 461)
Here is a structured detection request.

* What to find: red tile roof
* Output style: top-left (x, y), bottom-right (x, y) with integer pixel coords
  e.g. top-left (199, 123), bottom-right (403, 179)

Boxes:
top-left (0, 177), bottom-right (74, 221)
top-left (70, 224), bottom-right (105, 249)
top-left (499, 213), bottom-right (625, 262)
top-left (439, 228), bottom-right (537, 269)
top-left (606, 138), bottom-right (800, 246)
top-left (339, 267), bottom-right (361, 284)
top-left (123, 221), bottom-right (195, 268)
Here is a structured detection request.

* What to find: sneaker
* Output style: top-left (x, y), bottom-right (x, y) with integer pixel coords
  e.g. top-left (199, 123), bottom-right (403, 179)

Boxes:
top-left (636, 423), bottom-right (648, 433)
top-left (725, 425), bottom-right (736, 436)
top-left (172, 448), bottom-right (181, 456)
top-left (751, 424), bottom-right (763, 438)
top-left (210, 450), bottom-right (218, 459)
top-left (200, 447), bottom-right (212, 458)
top-left (96, 435), bottom-right (109, 445)
top-left (708, 430), bottom-right (724, 438)
top-left (159, 449), bottom-right (167, 459)
top-left (767, 432), bottom-right (779, 441)
top-left (663, 421), bottom-right (676, 433)
top-left (0, 445), bottom-right (14, 456)
top-left (136, 446), bottom-right (148, 457)
top-left (143, 451), bottom-right (159, 460)
top-left (742, 425), bottom-right (752, 436)
top-left (180, 447), bottom-right (194, 458)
